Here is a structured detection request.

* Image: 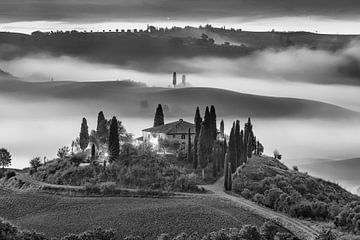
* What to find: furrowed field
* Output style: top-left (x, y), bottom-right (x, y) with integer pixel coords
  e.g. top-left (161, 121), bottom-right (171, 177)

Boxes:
top-left (0, 190), bottom-right (265, 239)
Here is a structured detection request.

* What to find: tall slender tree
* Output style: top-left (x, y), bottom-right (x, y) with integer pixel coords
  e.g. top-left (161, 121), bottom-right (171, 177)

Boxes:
top-left (80, 117), bottom-right (89, 151)
top-left (210, 105), bottom-right (217, 141)
top-left (153, 104), bottom-right (165, 127)
top-left (91, 144), bottom-right (96, 161)
top-left (228, 122), bottom-right (237, 173)
top-left (96, 111), bottom-right (108, 143)
top-left (187, 128), bottom-right (192, 163)
top-left (193, 107), bottom-right (202, 169)
top-left (198, 121), bottom-right (212, 179)
top-left (240, 130), bottom-right (246, 164)
top-left (227, 162), bottom-right (232, 190)
top-left (173, 72), bottom-right (177, 87)
top-left (244, 117), bottom-right (255, 160)
top-left (224, 153), bottom-right (229, 190)
top-left (235, 120), bottom-right (241, 167)
top-left (108, 116), bottom-right (120, 162)
top-left (220, 120), bottom-right (224, 137)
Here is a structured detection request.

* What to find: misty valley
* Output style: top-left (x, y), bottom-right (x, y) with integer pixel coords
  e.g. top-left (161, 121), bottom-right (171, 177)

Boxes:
top-left (1, 22), bottom-right (360, 240)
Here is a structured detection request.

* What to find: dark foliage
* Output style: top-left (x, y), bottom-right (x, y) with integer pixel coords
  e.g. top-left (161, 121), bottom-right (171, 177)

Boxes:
top-left (154, 104), bottom-right (165, 127)
top-left (108, 116), bottom-right (120, 162)
top-left (80, 118), bottom-right (90, 151)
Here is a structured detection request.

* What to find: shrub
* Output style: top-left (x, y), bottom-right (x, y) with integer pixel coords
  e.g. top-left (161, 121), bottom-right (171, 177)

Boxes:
top-left (5, 171), bottom-right (16, 180)
top-left (0, 169), bottom-right (5, 178)
top-left (241, 188), bottom-right (253, 199)
top-left (173, 174), bottom-right (201, 192)
top-left (315, 230), bottom-right (337, 240)
top-left (290, 201), bottom-right (313, 218)
top-left (239, 225), bottom-right (261, 240)
top-left (275, 232), bottom-right (298, 240)
top-left (99, 182), bottom-right (117, 194)
top-left (84, 182), bottom-right (100, 194)
top-left (61, 227), bottom-right (116, 240)
top-left (260, 220), bottom-right (279, 240)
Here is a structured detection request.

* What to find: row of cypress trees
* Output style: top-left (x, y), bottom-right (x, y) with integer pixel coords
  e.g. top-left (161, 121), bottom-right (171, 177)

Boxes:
top-left (193, 106), bottom-right (227, 179)
top-left (224, 118), bottom-right (264, 190)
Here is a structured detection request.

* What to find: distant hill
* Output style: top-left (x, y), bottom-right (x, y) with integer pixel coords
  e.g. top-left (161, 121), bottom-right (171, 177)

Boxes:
top-left (0, 79), bottom-right (358, 119)
top-left (0, 28), bottom-right (358, 68)
top-left (0, 68), bottom-right (16, 81)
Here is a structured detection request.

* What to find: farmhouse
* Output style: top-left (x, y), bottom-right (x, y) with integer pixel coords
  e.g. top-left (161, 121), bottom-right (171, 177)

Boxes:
top-left (142, 119), bottom-right (195, 148)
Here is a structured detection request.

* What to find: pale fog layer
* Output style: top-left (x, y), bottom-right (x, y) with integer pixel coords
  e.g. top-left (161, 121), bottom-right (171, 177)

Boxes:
top-left (2, 17), bottom-right (360, 34)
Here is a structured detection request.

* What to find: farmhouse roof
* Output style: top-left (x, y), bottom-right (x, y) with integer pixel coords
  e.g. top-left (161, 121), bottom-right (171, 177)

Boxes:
top-left (142, 119), bottom-right (195, 135)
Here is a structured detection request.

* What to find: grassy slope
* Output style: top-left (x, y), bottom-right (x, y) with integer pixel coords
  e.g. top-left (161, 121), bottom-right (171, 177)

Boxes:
top-left (233, 156), bottom-right (358, 206)
top-left (0, 79), bottom-right (357, 119)
top-left (0, 190), bottom-right (264, 239)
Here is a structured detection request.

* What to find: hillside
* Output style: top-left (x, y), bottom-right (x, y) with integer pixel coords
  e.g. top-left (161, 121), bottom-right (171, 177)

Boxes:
top-left (0, 68), bottom-right (16, 81)
top-left (0, 79), bottom-right (358, 120)
top-left (232, 156), bottom-right (360, 232)
top-left (0, 28), bottom-right (358, 67)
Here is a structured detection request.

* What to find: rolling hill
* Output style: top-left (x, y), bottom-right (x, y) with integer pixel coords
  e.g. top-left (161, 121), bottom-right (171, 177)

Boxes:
top-left (0, 79), bottom-right (358, 119)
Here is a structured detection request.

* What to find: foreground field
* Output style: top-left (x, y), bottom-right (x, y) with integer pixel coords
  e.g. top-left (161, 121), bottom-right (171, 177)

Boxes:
top-left (0, 189), bottom-right (265, 239)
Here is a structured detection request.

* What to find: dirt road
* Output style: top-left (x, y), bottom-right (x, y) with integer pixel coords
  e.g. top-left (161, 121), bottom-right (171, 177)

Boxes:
top-left (200, 178), bottom-right (319, 240)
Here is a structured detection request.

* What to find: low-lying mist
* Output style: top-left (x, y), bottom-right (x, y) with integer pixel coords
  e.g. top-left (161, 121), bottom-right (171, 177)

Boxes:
top-left (1, 41), bottom-right (360, 111)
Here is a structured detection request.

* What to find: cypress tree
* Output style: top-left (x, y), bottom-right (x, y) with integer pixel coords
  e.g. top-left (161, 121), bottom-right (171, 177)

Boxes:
top-left (245, 117), bottom-right (255, 160)
top-left (96, 111), bottom-right (108, 143)
top-left (173, 72), bottom-right (177, 87)
top-left (198, 121), bottom-right (212, 179)
top-left (220, 120), bottom-right (224, 137)
top-left (227, 162), bottom-right (232, 190)
top-left (228, 122), bottom-right (237, 173)
top-left (224, 153), bottom-right (229, 190)
top-left (240, 130), bottom-right (245, 164)
top-left (187, 128), bottom-right (192, 163)
top-left (210, 105), bottom-right (217, 141)
top-left (193, 107), bottom-right (202, 169)
top-left (79, 117), bottom-right (89, 151)
top-left (153, 104), bottom-right (165, 127)
top-left (108, 116), bottom-right (120, 162)
top-left (235, 120), bottom-right (241, 167)
top-left (91, 144), bottom-right (96, 161)
top-left (222, 137), bottom-right (227, 170)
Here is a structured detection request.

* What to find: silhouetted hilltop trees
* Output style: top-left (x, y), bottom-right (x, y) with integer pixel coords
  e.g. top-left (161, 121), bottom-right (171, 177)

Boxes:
top-left (79, 118), bottom-right (89, 151)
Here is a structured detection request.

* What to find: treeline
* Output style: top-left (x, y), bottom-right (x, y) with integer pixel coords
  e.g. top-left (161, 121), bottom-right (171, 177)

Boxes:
top-left (0, 31), bottom-right (251, 65)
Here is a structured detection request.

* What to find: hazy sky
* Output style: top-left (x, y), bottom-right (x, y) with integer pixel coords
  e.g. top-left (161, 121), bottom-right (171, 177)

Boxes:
top-left (1, 0), bottom-right (360, 33)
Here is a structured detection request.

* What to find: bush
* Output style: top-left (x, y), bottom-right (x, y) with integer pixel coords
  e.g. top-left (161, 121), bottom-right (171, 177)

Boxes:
top-left (84, 182), bottom-right (100, 194)
top-left (5, 171), bottom-right (16, 180)
top-left (0, 169), bottom-right (5, 178)
top-left (173, 174), bottom-right (201, 192)
top-left (239, 225), bottom-right (261, 240)
top-left (315, 230), bottom-right (337, 240)
top-left (290, 201), bottom-right (313, 218)
top-left (61, 227), bottom-right (116, 240)
top-left (241, 188), bottom-right (253, 199)
top-left (99, 182), bottom-right (117, 194)
top-left (260, 220), bottom-right (279, 240)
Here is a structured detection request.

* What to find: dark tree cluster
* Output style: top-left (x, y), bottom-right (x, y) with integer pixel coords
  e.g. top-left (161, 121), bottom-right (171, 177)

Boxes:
top-left (192, 105), bottom-right (226, 179)
top-left (226, 117), bottom-right (262, 175)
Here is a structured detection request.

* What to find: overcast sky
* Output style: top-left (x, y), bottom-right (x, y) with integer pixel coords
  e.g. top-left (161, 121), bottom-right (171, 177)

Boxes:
top-left (1, 0), bottom-right (360, 23)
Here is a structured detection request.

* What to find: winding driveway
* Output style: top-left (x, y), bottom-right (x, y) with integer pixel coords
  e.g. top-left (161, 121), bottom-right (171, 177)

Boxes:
top-left (200, 177), bottom-right (319, 240)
